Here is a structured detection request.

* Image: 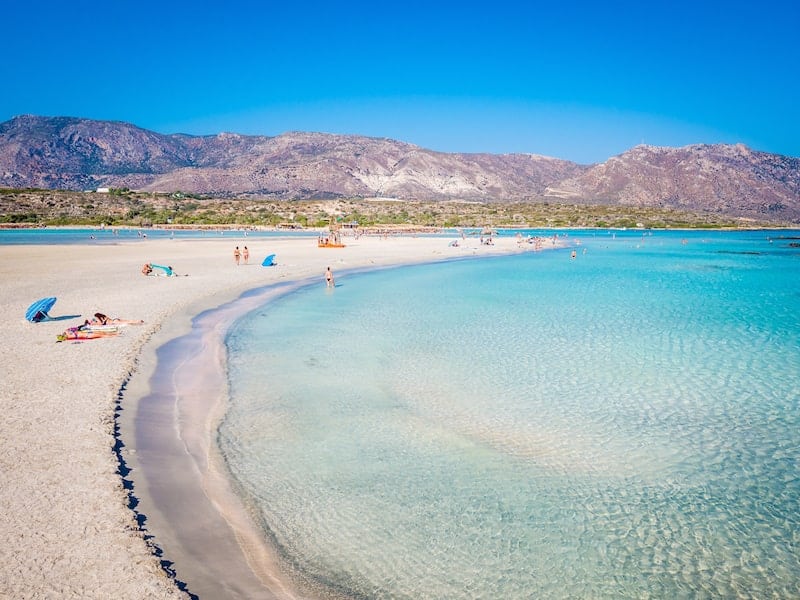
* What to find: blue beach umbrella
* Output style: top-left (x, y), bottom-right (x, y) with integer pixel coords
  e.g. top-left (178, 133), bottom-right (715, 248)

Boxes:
top-left (25, 296), bottom-right (57, 322)
top-left (262, 254), bottom-right (276, 267)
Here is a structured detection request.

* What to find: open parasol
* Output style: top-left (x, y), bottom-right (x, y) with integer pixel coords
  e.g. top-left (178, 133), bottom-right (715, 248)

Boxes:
top-left (25, 297), bottom-right (57, 322)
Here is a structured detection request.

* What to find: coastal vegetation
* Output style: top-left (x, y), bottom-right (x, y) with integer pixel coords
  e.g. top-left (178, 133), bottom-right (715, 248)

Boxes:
top-left (0, 187), bottom-right (776, 229)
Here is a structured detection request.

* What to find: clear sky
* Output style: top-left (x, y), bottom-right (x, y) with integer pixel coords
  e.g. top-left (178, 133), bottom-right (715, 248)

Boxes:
top-left (2, 0), bottom-right (798, 164)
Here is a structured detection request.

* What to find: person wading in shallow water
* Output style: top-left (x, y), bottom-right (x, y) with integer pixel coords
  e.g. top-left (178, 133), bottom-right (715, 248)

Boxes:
top-left (325, 266), bottom-right (335, 287)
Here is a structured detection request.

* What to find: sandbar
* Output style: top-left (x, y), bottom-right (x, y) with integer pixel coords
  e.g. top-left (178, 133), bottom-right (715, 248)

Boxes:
top-left (0, 232), bottom-right (543, 598)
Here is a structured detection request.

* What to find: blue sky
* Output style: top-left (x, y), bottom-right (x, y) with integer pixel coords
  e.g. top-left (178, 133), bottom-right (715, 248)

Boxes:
top-left (2, 0), bottom-right (798, 163)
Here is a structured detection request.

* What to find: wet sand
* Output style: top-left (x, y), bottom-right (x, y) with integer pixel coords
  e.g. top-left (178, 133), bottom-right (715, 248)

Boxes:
top-left (121, 281), bottom-right (315, 599)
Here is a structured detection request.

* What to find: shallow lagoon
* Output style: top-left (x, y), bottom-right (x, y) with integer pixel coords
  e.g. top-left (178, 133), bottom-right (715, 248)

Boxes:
top-left (222, 230), bottom-right (800, 598)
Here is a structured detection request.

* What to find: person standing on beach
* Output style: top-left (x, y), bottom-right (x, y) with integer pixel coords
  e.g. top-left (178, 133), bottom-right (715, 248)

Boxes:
top-left (234, 246), bottom-right (241, 265)
top-left (325, 266), bottom-right (335, 287)
top-left (243, 246), bottom-right (250, 264)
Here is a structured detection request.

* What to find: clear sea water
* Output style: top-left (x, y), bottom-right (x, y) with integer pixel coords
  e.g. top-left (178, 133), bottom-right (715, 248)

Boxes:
top-left (221, 229), bottom-right (800, 599)
top-left (0, 226), bottom-right (317, 245)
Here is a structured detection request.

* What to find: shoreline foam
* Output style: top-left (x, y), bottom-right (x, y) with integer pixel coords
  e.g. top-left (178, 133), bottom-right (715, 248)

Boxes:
top-left (0, 233), bottom-right (532, 598)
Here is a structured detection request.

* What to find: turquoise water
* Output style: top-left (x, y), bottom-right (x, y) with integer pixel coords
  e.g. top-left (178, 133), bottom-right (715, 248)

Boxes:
top-left (221, 230), bottom-right (800, 599)
top-left (0, 226), bottom-right (317, 245)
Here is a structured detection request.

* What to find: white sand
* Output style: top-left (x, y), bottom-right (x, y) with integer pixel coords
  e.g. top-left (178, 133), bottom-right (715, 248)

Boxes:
top-left (0, 232), bottom-right (544, 598)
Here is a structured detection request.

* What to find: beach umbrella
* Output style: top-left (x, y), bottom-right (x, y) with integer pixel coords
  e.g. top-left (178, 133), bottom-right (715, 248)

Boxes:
top-left (262, 254), bottom-right (276, 267)
top-left (25, 296), bottom-right (57, 322)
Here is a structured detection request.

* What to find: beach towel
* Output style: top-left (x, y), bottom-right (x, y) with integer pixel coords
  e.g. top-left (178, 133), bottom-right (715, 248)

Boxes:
top-left (150, 263), bottom-right (175, 276)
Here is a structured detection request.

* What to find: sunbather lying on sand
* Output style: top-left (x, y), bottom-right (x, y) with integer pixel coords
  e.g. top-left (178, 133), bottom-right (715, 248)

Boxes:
top-left (88, 312), bottom-right (144, 326)
top-left (142, 263), bottom-right (179, 276)
top-left (57, 327), bottom-right (121, 342)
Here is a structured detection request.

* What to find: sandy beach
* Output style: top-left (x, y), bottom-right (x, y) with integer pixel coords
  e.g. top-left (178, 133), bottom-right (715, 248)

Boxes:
top-left (0, 232), bottom-right (540, 599)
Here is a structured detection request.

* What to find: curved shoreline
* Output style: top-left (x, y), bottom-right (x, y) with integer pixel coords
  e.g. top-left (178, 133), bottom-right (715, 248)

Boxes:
top-left (120, 280), bottom-right (315, 599)
top-left (0, 233), bottom-right (535, 597)
top-left (4, 230), bottom-right (798, 597)
top-left (116, 235), bottom-right (533, 598)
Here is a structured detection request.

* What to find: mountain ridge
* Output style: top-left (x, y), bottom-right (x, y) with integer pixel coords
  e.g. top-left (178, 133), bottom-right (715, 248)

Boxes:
top-left (1, 115), bottom-right (798, 222)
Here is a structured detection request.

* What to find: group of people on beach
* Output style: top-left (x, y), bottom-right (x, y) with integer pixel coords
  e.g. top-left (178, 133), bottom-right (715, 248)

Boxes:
top-left (51, 241), bottom-right (335, 344)
top-left (233, 246), bottom-right (250, 265)
top-left (56, 312), bottom-right (144, 342)
top-left (232, 246), bottom-right (335, 289)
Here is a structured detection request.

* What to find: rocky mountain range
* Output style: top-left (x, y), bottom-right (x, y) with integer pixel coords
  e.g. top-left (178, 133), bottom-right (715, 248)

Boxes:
top-left (1, 115), bottom-right (799, 222)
